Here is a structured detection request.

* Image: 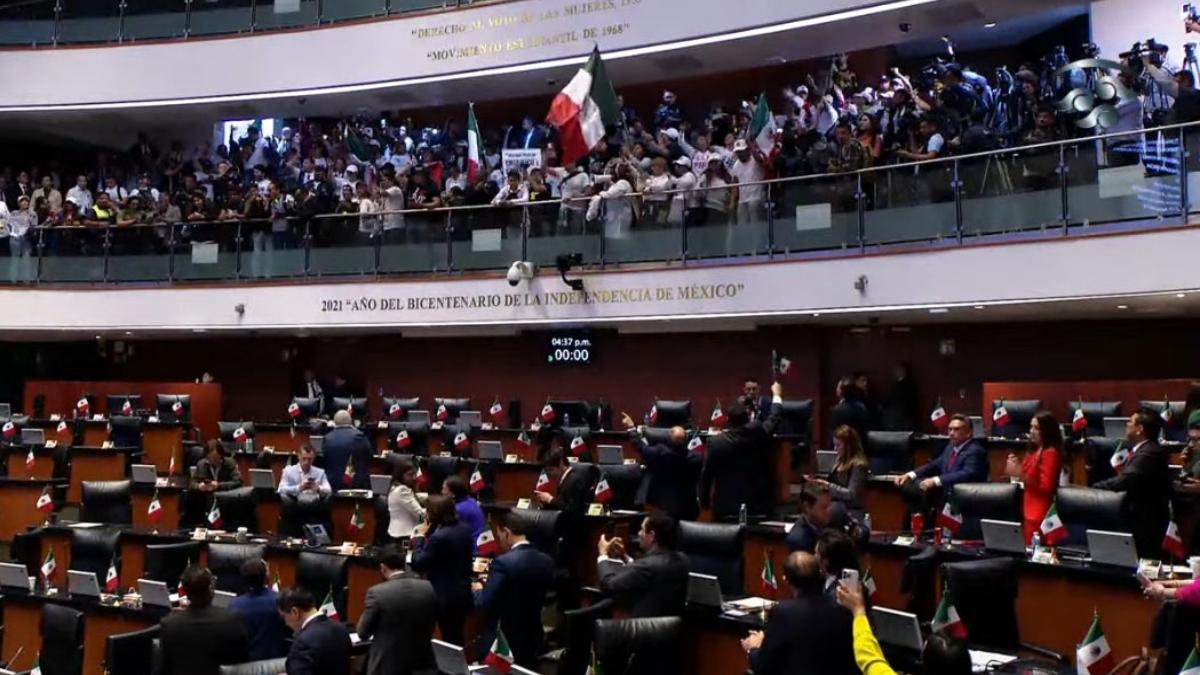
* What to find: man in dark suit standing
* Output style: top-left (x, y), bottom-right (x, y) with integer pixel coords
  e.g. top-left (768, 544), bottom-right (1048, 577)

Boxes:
top-left (597, 512), bottom-right (690, 617)
top-left (321, 411), bottom-right (371, 491)
top-left (1095, 408), bottom-right (1172, 558)
top-left (474, 510), bottom-right (556, 667)
top-left (622, 416), bottom-right (701, 521)
top-left (741, 551), bottom-right (859, 675)
top-left (229, 559), bottom-right (288, 661)
top-left (828, 376), bottom-right (871, 443)
top-left (701, 382), bottom-right (783, 520)
top-left (356, 546), bottom-right (437, 675)
top-left (533, 449), bottom-right (597, 515)
top-left (158, 566), bottom-right (250, 675)
top-left (278, 587), bottom-right (352, 675)
top-left (895, 413), bottom-right (988, 529)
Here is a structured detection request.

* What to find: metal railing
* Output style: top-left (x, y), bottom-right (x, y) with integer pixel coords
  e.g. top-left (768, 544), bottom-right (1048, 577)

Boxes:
top-left (0, 0), bottom-right (494, 46)
top-left (6, 121), bottom-right (1198, 285)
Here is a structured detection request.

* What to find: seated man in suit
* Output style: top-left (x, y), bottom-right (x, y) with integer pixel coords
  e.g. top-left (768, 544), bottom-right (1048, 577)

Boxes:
top-left (740, 551), bottom-right (859, 675)
top-left (621, 414), bottom-right (702, 521)
top-left (159, 565), bottom-right (250, 675)
top-left (786, 483), bottom-right (834, 553)
top-left (1094, 408), bottom-right (1172, 558)
top-left (597, 512), bottom-right (690, 617)
top-left (894, 413), bottom-right (987, 530)
top-left (277, 586), bottom-right (353, 675)
top-left (356, 545), bottom-right (437, 675)
top-left (473, 510), bottom-right (556, 668)
top-left (277, 444), bottom-right (332, 502)
top-left (322, 410), bottom-right (372, 492)
top-left (229, 559), bottom-right (288, 661)
top-left (701, 382), bottom-right (783, 520)
top-left (192, 439), bottom-right (243, 493)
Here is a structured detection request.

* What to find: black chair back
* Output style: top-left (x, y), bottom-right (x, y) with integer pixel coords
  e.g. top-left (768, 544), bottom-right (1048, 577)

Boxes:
top-left (217, 659), bottom-right (288, 675)
top-left (182, 443), bottom-right (206, 473)
top-left (41, 603), bottom-right (85, 675)
top-left (1056, 485), bottom-right (1128, 546)
top-left (950, 483), bottom-right (1023, 540)
top-left (1138, 400), bottom-right (1187, 442)
top-left (70, 528), bottom-right (121, 581)
top-left (677, 521), bottom-right (743, 595)
top-left (207, 543), bottom-right (266, 595)
top-left (382, 422), bottom-right (428, 454)
top-left (594, 616), bottom-right (684, 675)
top-left (1084, 437), bottom-right (1124, 486)
top-left (559, 426), bottom-right (592, 444)
top-left (424, 456), bottom-right (460, 494)
top-left (106, 395), bottom-right (143, 417)
top-left (328, 397), bottom-right (366, 418)
top-left (80, 479), bottom-right (133, 524)
top-left (434, 397), bottom-right (471, 423)
top-left (990, 400), bottom-right (1041, 438)
top-left (214, 487), bottom-right (258, 533)
top-left (382, 397), bottom-right (421, 420)
top-left (109, 416), bottom-right (144, 449)
top-left (598, 464), bottom-right (643, 511)
top-left (865, 431), bottom-right (913, 475)
top-left (512, 508), bottom-right (561, 558)
top-left (279, 496), bottom-right (332, 539)
top-left (440, 424), bottom-right (474, 456)
top-left (1069, 401), bottom-right (1122, 438)
top-left (104, 624), bottom-right (160, 675)
top-left (155, 394), bottom-right (190, 423)
top-left (218, 422), bottom-right (256, 442)
top-left (295, 551), bottom-right (348, 620)
top-left (942, 558), bottom-right (1021, 652)
top-left (558, 599), bottom-right (613, 675)
top-left (652, 400), bottom-right (692, 429)
top-left (776, 399), bottom-right (814, 438)
top-left (144, 541), bottom-right (201, 587)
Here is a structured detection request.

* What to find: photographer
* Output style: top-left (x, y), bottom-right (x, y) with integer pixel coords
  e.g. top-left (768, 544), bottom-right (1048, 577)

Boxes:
top-left (1143, 54), bottom-right (1200, 123)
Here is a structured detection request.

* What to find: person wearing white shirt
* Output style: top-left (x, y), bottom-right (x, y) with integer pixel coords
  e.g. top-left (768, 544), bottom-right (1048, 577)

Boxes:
top-left (0, 197), bottom-right (9, 265)
top-left (66, 175), bottom-right (93, 212)
top-left (678, 132), bottom-right (728, 175)
top-left (244, 128), bottom-right (271, 169)
top-left (729, 140), bottom-right (767, 225)
top-left (29, 176), bottom-right (62, 213)
top-left (642, 157), bottom-right (674, 226)
top-left (7, 195), bottom-right (37, 283)
top-left (386, 458), bottom-right (426, 539)
top-left (277, 445), bottom-right (332, 500)
top-left (587, 163), bottom-right (637, 238)
top-left (357, 183), bottom-right (381, 238)
top-left (547, 164), bottom-right (593, 233)
top-left (668, 156), bottom-right (697, 226)
top-left (491, 171), bottom-right (530, 205)
top-left (378, 175), bottom-right (406, 240)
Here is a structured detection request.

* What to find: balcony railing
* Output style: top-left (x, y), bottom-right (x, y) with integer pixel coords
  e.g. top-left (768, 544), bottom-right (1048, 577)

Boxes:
top-left (5, 122), bottom-right (1197, 286)
top-left (0, 0), bottom-right (490, 46)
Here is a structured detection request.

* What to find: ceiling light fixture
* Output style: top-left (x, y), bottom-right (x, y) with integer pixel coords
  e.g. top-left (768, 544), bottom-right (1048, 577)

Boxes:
top-left (984, 22), bottom-right (996, 28)
top-left (929, 308), bottom-right (949, 314)
top-left (1177, 293), bottom-right (1187, 298)
top-left (973, 305), bottom-right (986, 310)
top-left (1117, 304), bottom-right (1129, 309)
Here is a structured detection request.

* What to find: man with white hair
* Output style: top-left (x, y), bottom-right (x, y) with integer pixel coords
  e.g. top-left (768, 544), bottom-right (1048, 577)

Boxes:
top-left (322, 409), bottom-right (372, 491)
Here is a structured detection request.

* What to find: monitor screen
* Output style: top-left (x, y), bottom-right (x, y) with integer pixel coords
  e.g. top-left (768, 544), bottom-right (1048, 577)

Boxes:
top-left (545, 331), bottom-right (594, 365)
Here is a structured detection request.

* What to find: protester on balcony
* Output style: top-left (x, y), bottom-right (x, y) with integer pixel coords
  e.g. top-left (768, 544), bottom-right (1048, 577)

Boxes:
top-left (730, 139), bottom-right (768, 225)
top-left (7, 195), bottom-right (36, 266)
top-left (697, 157), bottom-right (734, 225)
top-left (29, 175), bottom-right (61, 213)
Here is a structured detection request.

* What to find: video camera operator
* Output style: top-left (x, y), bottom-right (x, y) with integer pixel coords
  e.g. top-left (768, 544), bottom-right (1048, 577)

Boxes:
top-left (1142, 51), bottom-right (1200, 123)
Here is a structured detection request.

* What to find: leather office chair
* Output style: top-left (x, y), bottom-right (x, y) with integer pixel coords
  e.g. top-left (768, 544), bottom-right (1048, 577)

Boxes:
top-left (424, 456), bottom-right (460, 495)
top-left (144, 541), bottom-right (201, 587)
top-left (514, 508), bottom-right (561, 558)
top-left (950, 483), bottom-right (1023, 540)
top-left (278, 495), bottom-right (332, 539)
top-left (182, 443), bottom-right (206, 473)
top-left (942, 558), bottom-right (1065, 661)
top-left (381, 452), bottom-right (415, 473)
top-left (207, 543), bottom-right (266, 595)
top-left (677, 521), bottom-right (743, 595)
top-left (381, 397), bottom-right (421, 421)
top-left (391, 422), bottom-right (429, 455)
top-left (1055, 485), bottom-right (1128, 547)
top-left (559, 426), bottom-right (592, 445)
top-left (372, 494), bottom-right (390, 546)
top-left (214, 487), bottom-right (258, 533)
top-left (295, 551), bottom-right (348, 621)
top-left (990, 400), bottom-right (1041, 438)
top-left (441, 424), bottom-right (473, 456)
top-left (11, 530), bottom-right (41, 578)
top-left (1084, 437), bottom-right (1124, 485)
top-left (651, 400), bottom-right (692, 429)
top-left (558, 599), bottom-right (612, 675)
top-left (40, 603), bottom-right (84, 675)
top-left (109, 415), bottom-right (144, 450)
top-left (217, 659), bottom-right (288, 675)
top-left (218, 422), bottom-right (256, 455)
top-left (433, 397), bottom-right (471, 424)
top-left (1068, 401), bottom-right (1122, 438)
top-left (865, 431), bottom-right (913, 475)
top-left (594, 616), bottom-right (684, 675)
top-left (70, 528), bottom-right (121, 580)
top-left (598, 464), bottom-right (643, 511)
top-left (1139, 400), bottom-right (1186, 442)
top-left (104, 624), bottom-right (160, 675)
top-left (776, 399), bottom-right (814, 438)
top-left (80, 479), bottom-right (133, 524)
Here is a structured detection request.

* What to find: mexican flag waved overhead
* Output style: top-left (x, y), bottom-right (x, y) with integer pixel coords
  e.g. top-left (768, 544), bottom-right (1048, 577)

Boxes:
top-left (1076, 613), bottom-right (1115, 675)
top-left (546, 46), bottom-right (620, 166)
top-left (750, 92), bottom-right (778, 153)
top-left (467, 103), bottom-right (482, 183)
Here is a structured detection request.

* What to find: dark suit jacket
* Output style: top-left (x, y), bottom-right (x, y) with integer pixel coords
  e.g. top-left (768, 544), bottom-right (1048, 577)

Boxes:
top-left (191, 456), bottom-right (243, 491)
top-left (230, 588), bottom-right (288, 661)
top-left (636, 436), bottom-right (701, 521)
top-left (1094, 440), bottom-right (1172, 557)
top-left (158, 606), bottom-right (250, 675)
top-left (286, 614), bottom-right (352, 675)
top-left (356, 573), bottom-right (438, 675)
top-left (912, 438), bottom-right (989, 487)
top-left (829, 398), bottom-right (871, 443)
top-left (476, 542), bottom-right (556, 666)
top-left (700, 403), bottom-right (781, 518)
top-left (785, 515), bottom-right (821, 553)
top-left (748, 593), bottom-right (860, 675)
top-left (550, 463), bottom-right (598, 515)
top-left (321, 425), bottom-right (372, 491)
top-left (410, 521), bottom-right (475, 612)
top-left (597, 549), bottom-right (690, 617)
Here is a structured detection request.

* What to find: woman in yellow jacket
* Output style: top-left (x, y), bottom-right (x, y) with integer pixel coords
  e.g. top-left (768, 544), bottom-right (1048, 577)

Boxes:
top-left (834, 582), bottom-right (972, 675)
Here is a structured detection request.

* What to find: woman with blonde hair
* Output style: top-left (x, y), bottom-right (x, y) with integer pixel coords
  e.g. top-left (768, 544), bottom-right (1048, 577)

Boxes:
top-left (812, 425), bottom-right (870, 516)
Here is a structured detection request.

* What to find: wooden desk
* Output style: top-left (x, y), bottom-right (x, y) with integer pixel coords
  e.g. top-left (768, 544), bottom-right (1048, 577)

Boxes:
top-left (330, 494), bottom-right (376, 546)
top-left (131, 482), bottom-right (187, 532)
top-left (68, 446), bottom-right (133, 503)
top-left (4, 444), bottom-right (56, 480)
top-left (862, 477), bottom-right (908, 532)
top-left (254, 424), bottom-right (310, 454)
top-left (0, 594), bottom-right (162, 675)
top-left (490, 462), bottom-right (543, 502)
top-left (142, 424), bottom-right (187, 474)
top-left (0, 478), bottom-right (64, 542)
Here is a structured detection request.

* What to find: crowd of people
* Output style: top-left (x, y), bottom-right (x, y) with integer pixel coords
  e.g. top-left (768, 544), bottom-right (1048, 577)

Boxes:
top-left (3, 39), bottom-right (1199, 275)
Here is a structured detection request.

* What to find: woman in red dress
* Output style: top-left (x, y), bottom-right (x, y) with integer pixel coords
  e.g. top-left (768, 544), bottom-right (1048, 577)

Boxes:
top-left (1005, 411), bottom-right (1063, 544)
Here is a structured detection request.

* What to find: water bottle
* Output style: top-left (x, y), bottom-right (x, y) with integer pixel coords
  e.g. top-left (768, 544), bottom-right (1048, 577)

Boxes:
top-left (738, 503), bottom-right (748, 526)
top-left (1030, 530), bottom-right (1041, 557)
top-left (863, 513), bottom-right (873, 534)
top-left (563, 413), bottom-right (571, 428)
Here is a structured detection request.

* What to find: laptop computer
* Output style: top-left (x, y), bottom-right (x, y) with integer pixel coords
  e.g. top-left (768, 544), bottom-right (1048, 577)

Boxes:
top-left (1087, 529), bottom-right (1139, 568)
top-left (1103, 417), bottom-right (1127, 439)
top-left (0, 563), bottom-right (32, 591)
top-left (138, 579), bottom-right (173, 608)
top-left (249, 468), bottom-right (277, 490)
top-left (980, 519), bottom-right (1027, 555)
top-left (968, 416), bottom-right (986, 438)
top-left (213, 590), bottom-right (236, 608)
top-left (0, 403), bottom-right (10, 419)
top-left (597, 445), bottom-right (624, 465)
top-left (814, 450), bottom-right (837, 474)
top-left (408, 410), bottom-right (431, 425)
top-left (370, 474), bottom-right (392, 495)
top-left (432, 640), bottom-right (487, 674)
top-left (20, 428), bottom-right (44, 446)
top-left (308, 435), bottom-right (324, 453)
top-left (477, 440), bottom-right (503, 461)
top-left (458, 411), bottom-right (483, 428)
top-left (871, 607), bottom-right (924, 651)
top-left (686, 572), bottom-right (724, 609)
top-left (67, 570), bottom-right (101, 597)
top-left (131, 464), bottom-right (158, 485)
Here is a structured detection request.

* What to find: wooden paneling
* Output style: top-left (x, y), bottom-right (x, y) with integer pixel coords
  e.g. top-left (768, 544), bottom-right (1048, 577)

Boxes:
top-left (22, 380), bottom-right (222, 439)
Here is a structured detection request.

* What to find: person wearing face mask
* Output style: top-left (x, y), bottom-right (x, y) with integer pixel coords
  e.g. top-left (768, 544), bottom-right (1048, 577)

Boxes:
top-left (621, 415), bottom-right (702, 521)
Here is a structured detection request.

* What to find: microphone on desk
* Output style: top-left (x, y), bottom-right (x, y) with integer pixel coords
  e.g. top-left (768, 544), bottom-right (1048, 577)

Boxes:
top-left (5, 644), bottom-right (25, 671)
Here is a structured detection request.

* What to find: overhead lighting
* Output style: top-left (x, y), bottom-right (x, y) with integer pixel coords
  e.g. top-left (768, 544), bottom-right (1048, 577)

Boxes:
top-left (192, 328), bottom-right (207, 333)
top-left (1117, 304), bottom-right (1129, 309)
top-left (811, 312), bottom-right (821, 317)
top-left (973, 305), bottom-right (986, 310)
top-left (1177, 293), bottom-right (1187, 298)
top-left (984, 22), bottom-right (996, 28)
top-left (929, 308), bottom-right (949, 314)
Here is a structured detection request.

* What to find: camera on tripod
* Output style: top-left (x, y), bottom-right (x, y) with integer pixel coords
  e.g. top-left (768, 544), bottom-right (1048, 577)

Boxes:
top-left (1185, 3), bottom-right (1200, 29)
top-left (1120, 38), bottom-right (1167, 74)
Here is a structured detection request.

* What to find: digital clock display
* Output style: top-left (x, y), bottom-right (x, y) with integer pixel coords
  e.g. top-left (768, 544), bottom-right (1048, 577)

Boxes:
top-left (546, 333), bottom-right (593, 364)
